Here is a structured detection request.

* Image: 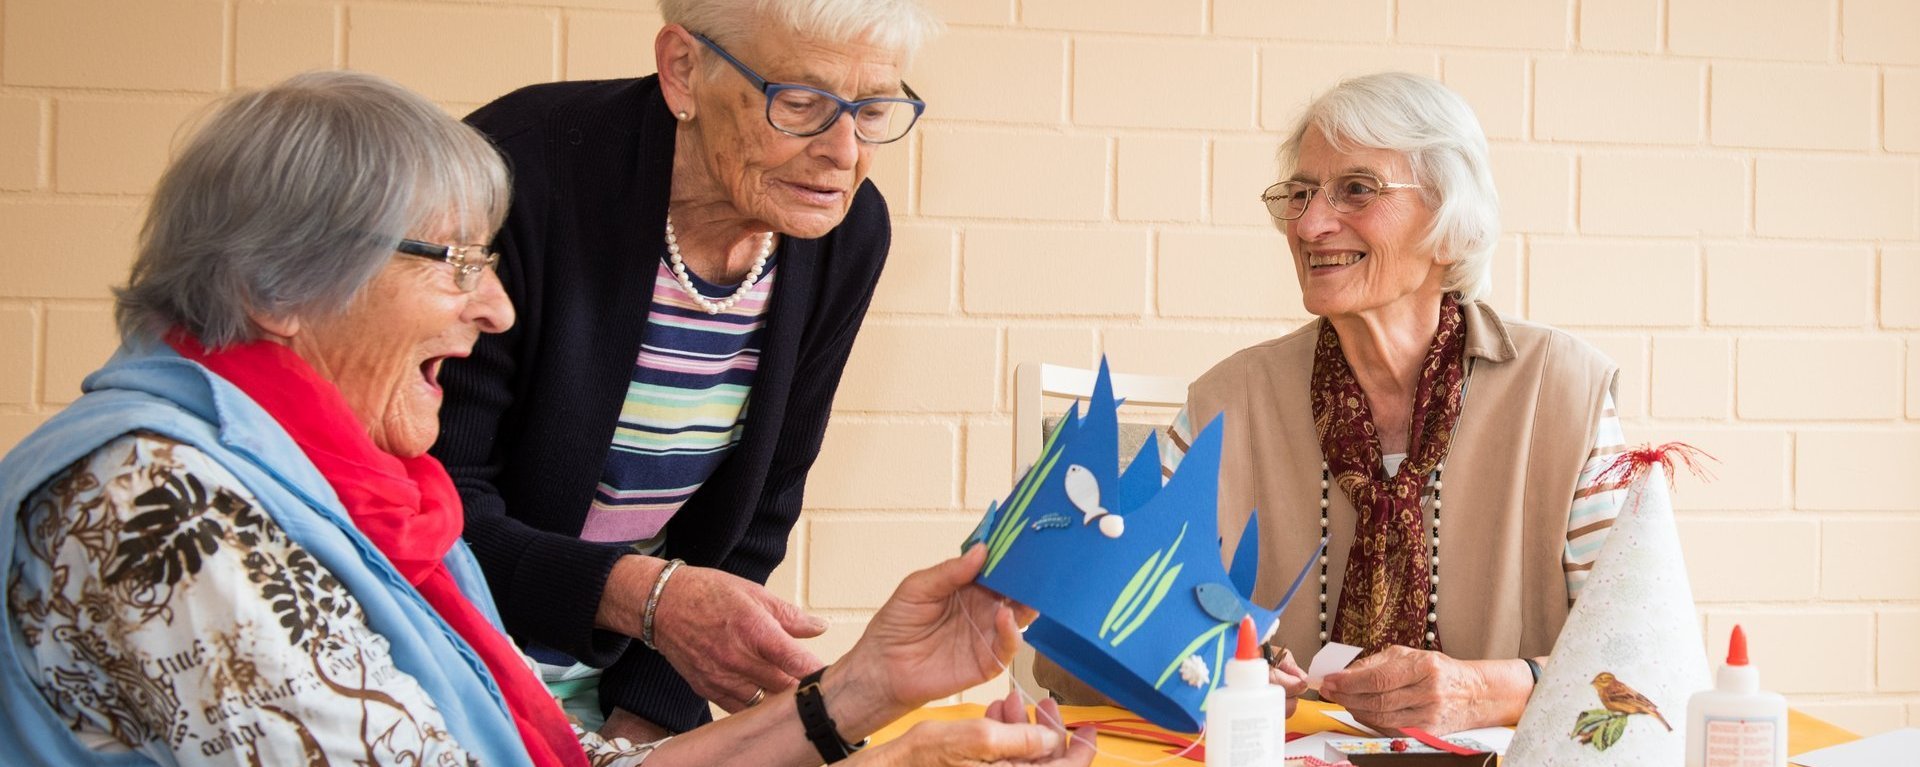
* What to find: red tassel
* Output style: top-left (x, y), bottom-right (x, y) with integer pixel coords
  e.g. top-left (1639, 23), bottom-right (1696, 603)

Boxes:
top-left (1595, 442), bottom-right (1718, 488)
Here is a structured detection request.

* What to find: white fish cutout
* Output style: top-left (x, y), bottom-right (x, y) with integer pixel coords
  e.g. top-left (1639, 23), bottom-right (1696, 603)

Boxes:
top-left (1064, 464), bottom-right (1108, 523)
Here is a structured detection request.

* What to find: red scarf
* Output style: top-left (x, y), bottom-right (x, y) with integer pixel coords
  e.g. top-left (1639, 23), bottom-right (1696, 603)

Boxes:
top-left (1310, 295), bottom-right (1468, 654)
top-left (170, 332), bottom-right (588, 767)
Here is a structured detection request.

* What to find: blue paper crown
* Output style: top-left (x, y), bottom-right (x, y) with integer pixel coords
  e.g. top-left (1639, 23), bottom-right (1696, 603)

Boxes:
top-left (963, 359), bottom-right (1318, 733)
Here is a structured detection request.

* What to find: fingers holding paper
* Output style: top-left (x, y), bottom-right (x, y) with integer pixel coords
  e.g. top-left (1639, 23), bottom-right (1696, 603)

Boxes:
top-left (1317, 645), bottom-right (1506, 735)
top-left (1264, 647), bottom-right (1307, 717)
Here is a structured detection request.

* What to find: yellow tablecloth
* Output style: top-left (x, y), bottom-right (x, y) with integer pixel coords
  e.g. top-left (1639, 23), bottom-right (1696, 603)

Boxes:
top-left (874, 700), bottom-right (1858, 763)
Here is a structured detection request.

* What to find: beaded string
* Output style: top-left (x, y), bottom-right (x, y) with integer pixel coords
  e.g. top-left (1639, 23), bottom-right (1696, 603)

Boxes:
top-left (1317, 463), bottom-right (1443, 650)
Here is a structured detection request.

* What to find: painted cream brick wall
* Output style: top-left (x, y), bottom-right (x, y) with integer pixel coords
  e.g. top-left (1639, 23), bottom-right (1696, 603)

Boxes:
top-left (0, 0), bottom-right (1914, 734)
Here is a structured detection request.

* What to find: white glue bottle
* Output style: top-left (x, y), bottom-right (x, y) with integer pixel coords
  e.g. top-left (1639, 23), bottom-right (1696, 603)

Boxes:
top-left (1686, 624), bottom-right (1787, 767)
top-left (1205, 615), bottom-right (1287, 767)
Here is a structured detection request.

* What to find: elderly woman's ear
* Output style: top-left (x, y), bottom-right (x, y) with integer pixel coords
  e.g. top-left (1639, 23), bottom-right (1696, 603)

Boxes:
top-left (654, 24), bottom-right (703, 120)
top-left (246, 308), bottom-right (300, 341)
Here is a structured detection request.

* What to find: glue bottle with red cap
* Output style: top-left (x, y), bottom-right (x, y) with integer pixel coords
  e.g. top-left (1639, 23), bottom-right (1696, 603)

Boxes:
top-left (1205, 615), bottom-right (1287, 766)
top-left (1685, 624), bottom-right (1787, 767)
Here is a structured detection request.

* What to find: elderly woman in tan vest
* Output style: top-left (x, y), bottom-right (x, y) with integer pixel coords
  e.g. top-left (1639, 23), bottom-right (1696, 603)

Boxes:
top-left (1040, 72), bottom-right (1626, 736)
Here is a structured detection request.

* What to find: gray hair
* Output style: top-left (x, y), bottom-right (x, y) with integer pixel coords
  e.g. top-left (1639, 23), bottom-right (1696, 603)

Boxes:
top-left (1279, 72), bottom-right (1500, 303)
top-left (660, 0), bottom-right (942, 61)
top-left (116, 70), bottom-right (511, 347)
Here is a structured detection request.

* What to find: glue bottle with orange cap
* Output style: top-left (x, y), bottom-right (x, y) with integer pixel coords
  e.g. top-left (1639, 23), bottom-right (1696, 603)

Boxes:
top-left (1685, 624), bottom-right (1787, 767)
top-left (1205, 615), bottom-right (1287, 766)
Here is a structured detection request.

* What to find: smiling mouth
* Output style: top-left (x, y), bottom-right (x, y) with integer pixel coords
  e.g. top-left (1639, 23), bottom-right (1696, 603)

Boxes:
top-left (1309, 251), bottom-right (1367, 269)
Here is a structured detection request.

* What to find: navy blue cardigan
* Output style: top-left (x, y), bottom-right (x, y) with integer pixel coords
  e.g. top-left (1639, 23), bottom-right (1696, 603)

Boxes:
top-left (434, 75), bottom-right (889, 731)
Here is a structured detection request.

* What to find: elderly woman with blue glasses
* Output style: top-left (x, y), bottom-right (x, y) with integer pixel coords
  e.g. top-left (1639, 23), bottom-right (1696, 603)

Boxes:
top-left (434, 0), bottom-right (937, 743)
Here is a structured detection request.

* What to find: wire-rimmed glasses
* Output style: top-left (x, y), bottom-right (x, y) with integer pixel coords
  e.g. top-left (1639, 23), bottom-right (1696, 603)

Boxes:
top-left (693, 32), bottom-right (925, 144)
top-left (396, 239), bottom-right (499, 292)
top-left (1260, 173), bottom-right (1424, 220)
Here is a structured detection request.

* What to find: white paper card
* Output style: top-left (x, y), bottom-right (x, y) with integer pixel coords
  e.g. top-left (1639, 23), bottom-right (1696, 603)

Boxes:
top-left (1306, 642), bottom-right (1363, 691)
top-left (1790, 728), bottom-right (1920, 767)
top-left (1322, 710), bottom-right (1384, 738)
top-left (1286, 732), bottom-right (1347, 761)
top-left (1450, 726), bottom-right (1516, 755)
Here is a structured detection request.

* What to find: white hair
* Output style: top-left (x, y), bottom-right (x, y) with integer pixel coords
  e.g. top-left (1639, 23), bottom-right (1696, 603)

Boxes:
top-left (660, 0), bottom-right (942, 62)
top-left (116, 70), bottom-right (511, 347)
top-left (1279, 72), bottom-right (1501, 303)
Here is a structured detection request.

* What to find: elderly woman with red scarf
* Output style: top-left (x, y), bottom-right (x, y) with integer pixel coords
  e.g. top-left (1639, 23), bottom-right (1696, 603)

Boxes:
top-left (1041, 72), bottom-right (1627, 737)
top-left (0, 71), bottom-right (1091, 767)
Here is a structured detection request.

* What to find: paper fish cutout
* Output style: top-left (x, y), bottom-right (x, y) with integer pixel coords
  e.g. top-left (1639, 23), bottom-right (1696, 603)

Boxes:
top-left (1194, 582), bottom-right (1249, 624)
top-left (1065, 464), bottom-right (1108, 523)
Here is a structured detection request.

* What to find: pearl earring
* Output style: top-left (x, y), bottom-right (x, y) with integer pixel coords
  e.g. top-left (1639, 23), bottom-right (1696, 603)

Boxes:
top-left (676, 111), bottom-right (690, 121)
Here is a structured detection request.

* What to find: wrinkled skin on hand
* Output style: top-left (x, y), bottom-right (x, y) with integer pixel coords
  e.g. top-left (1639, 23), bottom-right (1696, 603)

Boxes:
top-left (1269, 647), bottom-right (1307, 718)
top-left (1318, 645), bottom-right (1526, 735)
top-left (857, 688), bottom-right (1097, 767)
top-left (652, 564), bottom-right (828, 711)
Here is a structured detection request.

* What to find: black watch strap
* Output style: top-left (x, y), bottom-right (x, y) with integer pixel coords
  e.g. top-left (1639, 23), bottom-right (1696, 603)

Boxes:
top-left (795, 666), bottom-right (867, 763)
top-left (1523, 657), bottom-right (1543, 686)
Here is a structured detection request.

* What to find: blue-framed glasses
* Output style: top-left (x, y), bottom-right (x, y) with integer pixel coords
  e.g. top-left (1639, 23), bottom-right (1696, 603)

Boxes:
top-left (693, 32), bottom-right (925, 144)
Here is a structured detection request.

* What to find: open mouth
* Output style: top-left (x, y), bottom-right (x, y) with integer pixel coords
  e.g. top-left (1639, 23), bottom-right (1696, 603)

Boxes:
top-left (420, 357), bottom-right (446, 392)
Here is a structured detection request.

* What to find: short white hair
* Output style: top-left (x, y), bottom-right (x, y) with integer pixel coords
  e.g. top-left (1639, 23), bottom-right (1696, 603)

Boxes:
top-left (116, 70), bottom-right (510, 347)
top-left (661, 0), bottom-right (942, 62)
top-left (1279, 72), bottom-right (1500, 303)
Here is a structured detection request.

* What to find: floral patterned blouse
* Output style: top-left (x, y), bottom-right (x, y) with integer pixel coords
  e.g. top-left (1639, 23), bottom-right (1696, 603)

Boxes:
top-left (7, 431), bottom-right (660, 765)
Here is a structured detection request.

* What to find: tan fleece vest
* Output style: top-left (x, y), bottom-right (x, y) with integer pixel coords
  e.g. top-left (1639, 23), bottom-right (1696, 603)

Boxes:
top-left (1187, 301), bottom-right (1617, 662)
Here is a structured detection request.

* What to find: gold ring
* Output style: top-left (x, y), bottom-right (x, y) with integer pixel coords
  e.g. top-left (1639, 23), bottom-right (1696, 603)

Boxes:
top-left (747, 688), bottom-right (765, 707)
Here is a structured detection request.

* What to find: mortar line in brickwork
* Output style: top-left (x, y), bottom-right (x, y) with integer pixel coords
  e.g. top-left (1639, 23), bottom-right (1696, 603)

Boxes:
top-left (221, 0), bottom-right (237, 92)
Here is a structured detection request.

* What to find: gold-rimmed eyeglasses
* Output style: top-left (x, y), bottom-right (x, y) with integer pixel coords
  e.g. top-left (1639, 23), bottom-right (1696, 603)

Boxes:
top-left (396, 239), bottom-right (499, 292)
top-left (1260, 173), bottom-right (1423, 220)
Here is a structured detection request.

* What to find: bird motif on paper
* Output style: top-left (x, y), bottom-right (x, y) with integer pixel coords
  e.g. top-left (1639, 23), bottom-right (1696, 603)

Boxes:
top-left (1591, 672), bottom-right (1672, 731)
top-left (1571, 671), bottom-right (1672, 751)
top-left (1064, 464), bottom-right (1125, 538)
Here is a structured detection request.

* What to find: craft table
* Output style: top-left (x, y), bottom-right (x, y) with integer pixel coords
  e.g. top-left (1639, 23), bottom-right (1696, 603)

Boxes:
top-left (873, 699), bottom-right (1859, 764)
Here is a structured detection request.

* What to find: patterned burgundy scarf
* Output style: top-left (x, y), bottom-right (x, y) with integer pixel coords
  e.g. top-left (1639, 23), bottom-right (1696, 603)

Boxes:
top-left (1311, 294), bottom-right (1468, 654)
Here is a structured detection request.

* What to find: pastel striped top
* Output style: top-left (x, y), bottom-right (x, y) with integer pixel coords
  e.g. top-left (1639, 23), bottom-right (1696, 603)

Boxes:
top-left (581, 257), bottom-right (777, 548)
top-left (1158, 391), bottom-right (1627, 602)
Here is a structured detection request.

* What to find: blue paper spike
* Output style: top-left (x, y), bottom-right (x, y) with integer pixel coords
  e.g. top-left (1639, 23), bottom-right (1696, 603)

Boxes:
top-left (1269, 535), bottom-right (1328, 615)
top-left (1228, 508), bottom-right (1261, 596)
top-left (1080, 358), bottom-right (1120, 480)
top-left (1110, 429), bottom-right (1161, 516)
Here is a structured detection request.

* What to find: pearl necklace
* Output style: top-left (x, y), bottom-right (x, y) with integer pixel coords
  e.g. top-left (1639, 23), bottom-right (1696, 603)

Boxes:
top-left (664, 212), bottom-right (773, 315)
top-left (1319, 461), bottom-right (1443, 650)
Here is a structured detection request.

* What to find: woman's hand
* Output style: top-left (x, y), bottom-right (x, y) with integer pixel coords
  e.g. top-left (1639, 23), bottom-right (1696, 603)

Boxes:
top-left (1268, 647), bottom-right (1308, 718)
top-left (853, 688), bottom-right (1096, 767)
top-left (604, 557), bottom-right (828, 712)
top-left (826, 545), bottom-right (1034, 733)
top-left (1317, 645), bottom-right (1530, 735)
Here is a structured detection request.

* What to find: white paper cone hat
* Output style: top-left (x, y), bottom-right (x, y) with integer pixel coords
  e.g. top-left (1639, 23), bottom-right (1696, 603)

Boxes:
top-left (1507, 462), bottom-right (1713, 763)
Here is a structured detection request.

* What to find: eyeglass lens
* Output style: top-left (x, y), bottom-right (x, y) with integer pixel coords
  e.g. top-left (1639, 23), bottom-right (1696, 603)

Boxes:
top-left (768, 87), bottom-right (916, 143)
top-left (1264, 174), bottom-right (1391, 220)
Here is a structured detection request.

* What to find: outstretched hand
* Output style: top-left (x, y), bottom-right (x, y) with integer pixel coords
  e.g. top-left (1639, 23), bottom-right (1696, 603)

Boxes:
top-left (855, 687), bottom-right (1097, 767)
top-left (646, 562), bottom-right (827, 711)
top-left (835, 545), bottom-right (1035, 717)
